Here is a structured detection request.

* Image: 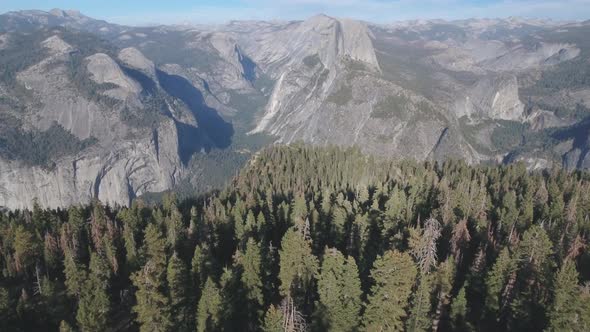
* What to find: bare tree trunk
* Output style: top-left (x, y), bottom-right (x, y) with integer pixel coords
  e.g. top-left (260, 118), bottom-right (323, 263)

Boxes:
top-left (33, 262), bottom-right (42, 296)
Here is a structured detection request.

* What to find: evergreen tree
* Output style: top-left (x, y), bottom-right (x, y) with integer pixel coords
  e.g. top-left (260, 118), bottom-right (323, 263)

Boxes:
top-left (363, 250), bottom-right (417, 331)
top-left (511, 225), bottom-right (554, 330)
top-left (450, 286), bottom-right (470, 331)
top-left (315, 247), bottom-right (362, 331)
top-left (407, 272), bottom-right (435, 332)
top-left (166, 204), bottom-right (185, 250)
top-left (1, 145), bottom-right (590, 331)
top-left (262, 304), bottom-right (285, 332)
top-left (14, 225), bottom-right (39, 273)
top-left (546, 260), bottom-right (586, 331)
top-left (485, 247), bottom-right (517, 318)
top-left (278, 227), bottom-right (319, 299)
top-left (240, 238), bottom-right (264, 326)
top-left (132, 224), bottom-right (172, 332)
top-left (432, 258), bottom-right (456, 331)
top-left (63, 252), bottom-right (87, 298)
top-left (76, 253), bottom-right (111, 332)
top-left (167, 252), bottom-right (190, 331)
top-left (196, 277), bottom-right (222, 332)
top-left (118, 204), bottom-right (144, 269)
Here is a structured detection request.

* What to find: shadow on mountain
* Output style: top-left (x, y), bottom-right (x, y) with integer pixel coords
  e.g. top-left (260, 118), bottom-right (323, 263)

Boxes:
top-left (551, 116), bottom-right (590, 149)
top-left (122, 67), bottom-right (157, 95)
top-left (156, 70), bottom-right (234, 156)
top-left (237, 47), bottom-right (257, 82)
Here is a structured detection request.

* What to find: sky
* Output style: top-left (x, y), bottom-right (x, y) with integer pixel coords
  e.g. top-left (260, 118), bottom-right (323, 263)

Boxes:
top-left (1, 0), bottom-right (589, 25)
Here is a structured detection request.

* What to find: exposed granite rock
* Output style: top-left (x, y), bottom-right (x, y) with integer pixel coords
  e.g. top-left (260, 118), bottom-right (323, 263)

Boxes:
top-left (86, 53), bottom-right (142, 100)
top-left (2, 11), bottom-right (590, 210)
top-left (0, 117), bottom-right (182, 209)
top-left (118, 47), bottom-right (158, 82)
top-left (41, 35), bottom-right (72, 53)
top-left (454, 74), bottom-right (524, 120)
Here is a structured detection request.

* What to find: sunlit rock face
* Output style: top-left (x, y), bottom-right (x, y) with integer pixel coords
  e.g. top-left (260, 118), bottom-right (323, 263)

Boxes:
top-left (1, 10), bottom-right (590, 208)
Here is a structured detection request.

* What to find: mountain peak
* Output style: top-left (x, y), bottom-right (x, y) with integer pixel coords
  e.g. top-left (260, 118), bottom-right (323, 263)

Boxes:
top-left (306, 13), bottom-right (337, 24)
top-left (49, 8), bottom-right (84, 18)
top-left (49, 8), bottom-right (66, 17)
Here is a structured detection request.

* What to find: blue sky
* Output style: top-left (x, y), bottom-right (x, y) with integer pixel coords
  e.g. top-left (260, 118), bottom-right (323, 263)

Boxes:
top-left (1, 0), bottom-right (589, 25)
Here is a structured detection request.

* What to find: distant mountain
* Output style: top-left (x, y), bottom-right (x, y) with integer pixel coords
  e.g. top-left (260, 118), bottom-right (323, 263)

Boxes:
top-left (1, 9), bottom-right (590, 208)
top-left (0, 9), bottom-right (123, 34)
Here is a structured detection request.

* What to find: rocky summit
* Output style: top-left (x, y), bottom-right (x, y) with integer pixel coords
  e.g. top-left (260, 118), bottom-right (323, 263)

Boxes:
top-left (1, 9), bottom-right (590, 208)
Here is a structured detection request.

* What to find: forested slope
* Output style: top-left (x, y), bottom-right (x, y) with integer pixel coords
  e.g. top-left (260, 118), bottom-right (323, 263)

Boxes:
top-left (1, 144), bottom-right (589, 331)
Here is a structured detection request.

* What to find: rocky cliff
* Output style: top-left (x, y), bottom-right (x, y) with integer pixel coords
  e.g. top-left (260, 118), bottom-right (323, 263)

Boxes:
top-left (1, 10), bottom-right (590, 208)
top-left (0, 27), bottom-right (224, 209)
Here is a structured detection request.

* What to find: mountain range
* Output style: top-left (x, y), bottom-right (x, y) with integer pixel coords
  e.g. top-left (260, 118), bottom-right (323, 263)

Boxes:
top-left (1, 9), bottom-right (590, 209)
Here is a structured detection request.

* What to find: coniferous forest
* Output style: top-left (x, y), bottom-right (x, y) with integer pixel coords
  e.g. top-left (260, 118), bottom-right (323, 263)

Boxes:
top-left (1, 144), bottom-right (590, 331)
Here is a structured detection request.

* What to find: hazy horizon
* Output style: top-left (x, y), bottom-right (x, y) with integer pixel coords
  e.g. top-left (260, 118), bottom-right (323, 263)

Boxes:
top-left (1, 0), bottom-right (588, 26)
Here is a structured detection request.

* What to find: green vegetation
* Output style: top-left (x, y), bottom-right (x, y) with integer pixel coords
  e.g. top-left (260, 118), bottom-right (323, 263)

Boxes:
top-left (460, 117), bottom-right (564, 157)
top-left (0, 115), bottom-right (97, 168)
top-left (1, 144), bottom-right (590, 331)
top-left (302, 54), bottom-right (321, 68)
top-left (120, 92), bottom-right (170, 129)
top-left (490, 120), bottom-right (527, 151)
top-left (370, 94), bottom-right (412, 119)
top-left (129, 30), bottom-right (220, 72)
top-left (326, 84), bottom-right (353, 106)
top-left (523, 24), bottom-right (590, 95)
top-left (0, 31), bottom-right (49, 86)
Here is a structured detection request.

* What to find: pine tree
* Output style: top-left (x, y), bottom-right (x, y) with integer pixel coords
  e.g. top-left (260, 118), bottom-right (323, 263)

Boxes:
top-left (63, 252), bottom-right (87, 298)
top-left (315, 247), bottom-right (362, 331)
top-left (485, 247), bottom-right (517, 317)
top-left (363, 250), bottom-right (418, 331)
top-left (118, 204), bottom-right (144, 269)
top-left (14, 225), bottom-right (39, 273)
top-left (546, 260), bottom-right (585, 331)
top-left (432, 258), bottom-right (456, 331)
top-left (167, 252), bottom-right (190, 331)
top-left (262, 304), bottom-right (285, 332)
top-left (278, 227), bottom-right (319, 298)
top-left (450, 286), bottom-right (469, 331)
top-left (407, 272), bottom-right (435, 332)
top-left (331, 206), bottom-right (348, 247)
top-left (76, 253), bottom-right (111, 332)
top-left (511, 225), bottom-right (554, 330)
top-left (291, 194), bottom-right (308, 224)
top-left (196, 277), bottom-right (222, 332)
top-left (132, 224), bottom-right (172, 332)
top-left (240, 238), bottom-right (264, 322)
top-left (166, 204), bottom-right (185, 250)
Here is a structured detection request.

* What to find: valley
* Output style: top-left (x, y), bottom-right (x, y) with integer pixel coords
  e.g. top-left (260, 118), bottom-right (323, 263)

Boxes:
top-left (1, 9), bottom-right (590, 209)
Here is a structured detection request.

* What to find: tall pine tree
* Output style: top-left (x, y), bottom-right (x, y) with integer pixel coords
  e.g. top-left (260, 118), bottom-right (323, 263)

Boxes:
top-left (363, 250), bottom-right (417, 331)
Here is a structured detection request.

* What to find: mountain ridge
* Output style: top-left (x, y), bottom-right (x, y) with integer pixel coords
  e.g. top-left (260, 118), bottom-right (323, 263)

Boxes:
top-left (1, 9), bottom-right (590, 208)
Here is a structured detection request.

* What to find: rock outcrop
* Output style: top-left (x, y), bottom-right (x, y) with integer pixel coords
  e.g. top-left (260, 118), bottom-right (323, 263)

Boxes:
top-left (0, 117), bottom-right (181, 209)
top-left (86, 53), bottom-right (142, 100)
top-left (1, 10), bottom-right (590, 209)
top-left (454, 74), bottom-right (524, 120)
top-left (118, 47), bottom-right (158, 82)
top-left (0, 29), bottom-right (214, 209)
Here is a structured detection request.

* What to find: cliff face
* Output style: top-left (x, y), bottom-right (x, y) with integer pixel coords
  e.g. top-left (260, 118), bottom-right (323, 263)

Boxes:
top-left (1, 11), bottom-right (590, 208)
top-left (453, 74), bottom-right (524, 121)
top-left (0, 28), bottom-right (218, 209)
top-left (0, 118), bottom-right (181, 209)
top-left (239, 16), bottom-right (590, 168)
